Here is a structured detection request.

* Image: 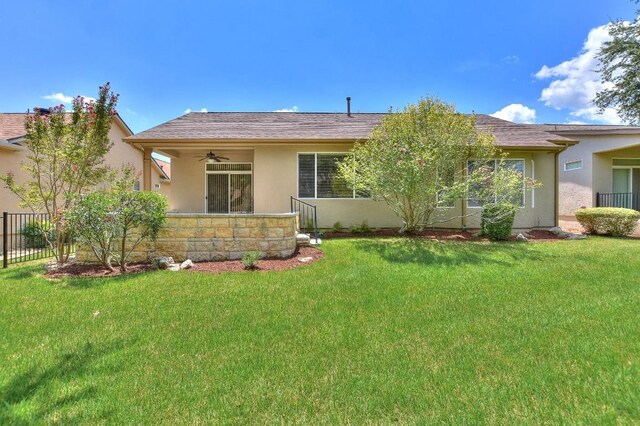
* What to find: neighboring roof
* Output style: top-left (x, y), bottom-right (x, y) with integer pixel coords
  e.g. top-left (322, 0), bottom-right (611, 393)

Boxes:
top-left (0, 112), bottom-right (133, 141)
top-left (540, 123), bottom-right (640, 136)
top-left (152, 157), bottom-right (171, 180)
top-left (127, 112), bottom-right (576, 149)
top-left (0, 113), bottom-right (28, 140)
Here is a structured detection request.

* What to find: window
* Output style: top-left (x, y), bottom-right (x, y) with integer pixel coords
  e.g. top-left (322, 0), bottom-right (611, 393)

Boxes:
top-left (467, 159), bottom-right (525, 207)
top-left (298, 153), bottom-right (368, 199)
top-left (564, 160), bottom-right (583, 171)
top-left (612, 158), bottom-right (640, 167)
top-left (133, 181), bottom-right (141, 191)
top-left (154, 183), bottom-right (161, 189)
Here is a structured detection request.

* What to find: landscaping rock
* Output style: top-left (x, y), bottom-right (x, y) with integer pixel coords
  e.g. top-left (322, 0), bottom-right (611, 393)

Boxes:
top-left (180, 259), bottom-right (193, 270)
top-left (298, 256), bottom-right (314, 263)
top-left (153, 257), bottom-right (174, 270)
top-left (549, 227), bottom-right (566, 236)
top-left (515, 233), bottom-right (528, 242)
top-left (168, 264), bottom-right (180, 272)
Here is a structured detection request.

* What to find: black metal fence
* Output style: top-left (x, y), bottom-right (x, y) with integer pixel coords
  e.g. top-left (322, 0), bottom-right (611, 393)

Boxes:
top-left (2, 212), bottom-right (59, 268)
top-left (290, 197), bottom-right (318, 238)
top-left (596, 193), bottom-right (640, 211)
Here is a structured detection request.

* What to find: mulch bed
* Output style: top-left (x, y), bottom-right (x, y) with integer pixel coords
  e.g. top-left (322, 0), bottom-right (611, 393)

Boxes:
top-left (45, 246), bottom-right (325, 278)
top-left (322, 229), bottom-right (567, 242)
top-left (190, 246), bottom-right (324, 274)
top-left (46, 263), bottom-right (156, 278)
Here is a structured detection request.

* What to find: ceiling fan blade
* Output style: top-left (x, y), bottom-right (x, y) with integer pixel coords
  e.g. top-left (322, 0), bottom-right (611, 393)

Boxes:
top-left (214, 157), bottom-right (222, 162)
top-left (198, 157), bottom-right (207, 161)
top-left (217, 156), bottom-right (230, 160)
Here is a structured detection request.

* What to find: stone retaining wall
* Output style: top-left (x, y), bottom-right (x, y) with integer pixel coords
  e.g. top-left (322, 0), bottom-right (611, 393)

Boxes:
top-left (77, 213), bottom-right (298, 263)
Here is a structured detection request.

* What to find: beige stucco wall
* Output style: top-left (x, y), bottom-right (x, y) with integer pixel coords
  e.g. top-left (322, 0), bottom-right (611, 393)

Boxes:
top-left (168, 144), bottom-right (557, 231)
top-left (558, 134), bottom-right (640, 215)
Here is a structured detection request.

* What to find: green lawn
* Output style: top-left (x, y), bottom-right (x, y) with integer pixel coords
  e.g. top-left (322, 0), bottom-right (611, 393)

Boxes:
top-left (1, 238), bottom-right (639, 424)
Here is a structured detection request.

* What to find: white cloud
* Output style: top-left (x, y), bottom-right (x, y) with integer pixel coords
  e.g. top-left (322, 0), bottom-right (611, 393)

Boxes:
top-left (42, 92), bottom-right (96, 105)
top-left (273, 106), bottom-right (299, 112)
top-left (184, 108), bottom-right (208, 114)
top-left (491, 103), bottom-right (537, 123)
top-left (535, 24), bottom-right (623, 124)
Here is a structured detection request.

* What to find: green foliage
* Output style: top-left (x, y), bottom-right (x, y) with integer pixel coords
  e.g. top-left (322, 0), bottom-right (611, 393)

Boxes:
top-left (331, 221), bottom-right (345, 233)
top-left (241, 251), bottom-right (262, 270)
top-left (575, 207), bottom-right (640, 237)
top-left (595, 19), bottom-right (640, 124)
top-left (351, 220), bottom-right (372, 234)
top-left (20, 220), bottom-right (53, 249)
top-left (68, 168), bottom-right (168, 272)
top-left (480, 203), bottom-right (517, 241)
top-left (338, 97), bottom-right (496, 233)
top-left (0, 83), bottom-right (119, 264)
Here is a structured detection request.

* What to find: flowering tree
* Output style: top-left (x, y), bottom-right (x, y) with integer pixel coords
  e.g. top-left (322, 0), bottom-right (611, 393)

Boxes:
top-left (0, 83), bottom-right (119, 264)
top-left (338, 97), bottom-right (496, 233)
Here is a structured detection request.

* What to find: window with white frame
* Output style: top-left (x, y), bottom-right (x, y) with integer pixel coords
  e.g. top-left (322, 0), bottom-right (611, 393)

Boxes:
top-left (467, 159), bottom-right (525, 207)
top-left (298, 153), bottom-right (369, 199)
top-left (564, 160), bottom-right (583, 171)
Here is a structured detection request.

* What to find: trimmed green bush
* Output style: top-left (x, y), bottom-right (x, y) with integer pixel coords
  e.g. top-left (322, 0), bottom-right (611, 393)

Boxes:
top-left (575, 207), bottom-right (640, 237)
top-left (20, 220), bottom-right (53, 248)
top-left (241, 251), bottom-right (262, 270)
top-left (481, 203), bottom-right (516, 241)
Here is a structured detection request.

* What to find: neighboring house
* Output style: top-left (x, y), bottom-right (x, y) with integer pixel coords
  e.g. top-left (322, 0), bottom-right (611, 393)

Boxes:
top-left (152, 157), bottom-right (172, 200)
top-left (541, 124), bottom-right (640, 217)
top-left (125, 112), bottom-right (577, 231)
top-left (0, 112), bottom-right (165, 251)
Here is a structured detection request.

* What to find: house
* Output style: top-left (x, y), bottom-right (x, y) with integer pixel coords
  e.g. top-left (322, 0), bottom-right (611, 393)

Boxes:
top-left (125, 111), bottom-right (577, 232)
top-left (541, 124), bottom-right (640, 217)
top-left (0, 112), bottom-right (168, 251)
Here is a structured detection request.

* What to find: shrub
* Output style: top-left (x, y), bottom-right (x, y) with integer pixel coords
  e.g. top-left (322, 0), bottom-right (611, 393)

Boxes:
top-left (68, 187), bottom-right (168, 272)
top-left (21, 220), bottom-right (53, 248)
top-left (241, 251), bottom-right (262, 270)
top-left (575, 207), bottom-right (640, 237)
top-left (331, 221), bottom-right (344, 233)
top-left (481, 203), bottom-right (516, 241)
top-left (351, 220), bottom-right (372, 234)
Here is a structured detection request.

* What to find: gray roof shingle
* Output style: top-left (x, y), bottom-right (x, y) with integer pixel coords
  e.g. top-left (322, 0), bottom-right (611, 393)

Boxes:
top-left (127, 112), bottom-right (575, 149)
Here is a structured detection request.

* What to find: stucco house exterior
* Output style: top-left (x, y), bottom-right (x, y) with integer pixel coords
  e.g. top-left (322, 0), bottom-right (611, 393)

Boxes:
top-left (126, 112), bottom-right (577, 232)
top-left (0, 112), bottom-right (169, 251)
top-left (542, 124), bottom-right (640, 217)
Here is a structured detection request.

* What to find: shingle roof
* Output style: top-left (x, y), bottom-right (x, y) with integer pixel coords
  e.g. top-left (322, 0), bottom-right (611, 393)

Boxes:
top-left (127, 112), bottom-right (575, 149)
top-left (0, 113), bottom-right (27, 140)
top-left (539, 123), bottom-right (640, 134)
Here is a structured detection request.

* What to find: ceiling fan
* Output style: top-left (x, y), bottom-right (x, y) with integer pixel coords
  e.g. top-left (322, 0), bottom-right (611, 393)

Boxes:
top-left (196, 151), bottom-right (229, 162)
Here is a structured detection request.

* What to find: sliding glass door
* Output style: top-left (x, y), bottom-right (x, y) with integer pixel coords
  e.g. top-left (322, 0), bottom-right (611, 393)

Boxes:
top-left (205, 163), bottom-right (252, 213)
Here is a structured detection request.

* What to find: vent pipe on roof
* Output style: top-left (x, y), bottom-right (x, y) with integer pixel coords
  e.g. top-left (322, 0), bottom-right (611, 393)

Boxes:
top-left (346, 97), bottom-right (351, 117)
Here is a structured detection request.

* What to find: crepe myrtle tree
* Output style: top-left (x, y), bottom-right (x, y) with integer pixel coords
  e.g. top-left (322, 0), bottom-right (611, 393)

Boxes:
top-left (337, 97), bottom-right (496, 233)
top-left (67, 167), bottom-right (168, 273)
top-left (0, 83), bottom-right (119, 264)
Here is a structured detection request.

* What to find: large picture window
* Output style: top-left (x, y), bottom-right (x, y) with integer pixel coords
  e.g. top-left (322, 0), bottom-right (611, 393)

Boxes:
top-left (298, 153), bottom-right (368, 199)
top-left (467, 159), bottom-right (525, 207)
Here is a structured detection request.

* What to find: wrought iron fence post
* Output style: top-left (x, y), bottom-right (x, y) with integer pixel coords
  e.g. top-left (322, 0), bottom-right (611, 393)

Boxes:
top-left (2, 212), bottom-right (7, 268)
top-left (595, 192), bottom-right (600, 207)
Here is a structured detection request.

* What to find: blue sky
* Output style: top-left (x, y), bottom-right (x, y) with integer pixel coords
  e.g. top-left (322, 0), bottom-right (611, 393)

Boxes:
top-left (0, 1), bottom-right (636, 132)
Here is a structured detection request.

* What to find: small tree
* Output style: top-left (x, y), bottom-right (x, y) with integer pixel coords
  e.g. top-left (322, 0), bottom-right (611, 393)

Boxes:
top-left (1, 83), bottom-right (119, 264)
top-left (338, 97), bottom-right (496, 233)
top-left (68, 169), bottom-right (168, 272)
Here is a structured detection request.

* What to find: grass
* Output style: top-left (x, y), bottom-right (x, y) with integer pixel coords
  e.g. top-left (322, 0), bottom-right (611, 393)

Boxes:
top-left (0, 237), bottom-right (639, 424)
